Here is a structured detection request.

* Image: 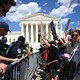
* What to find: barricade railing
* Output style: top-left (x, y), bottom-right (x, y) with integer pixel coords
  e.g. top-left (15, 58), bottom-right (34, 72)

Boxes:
top-left (0, 52), bottom-right (39, 80)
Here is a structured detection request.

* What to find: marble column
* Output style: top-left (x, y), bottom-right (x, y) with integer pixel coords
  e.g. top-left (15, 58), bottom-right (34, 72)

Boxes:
top-left (36, 24), bottom-right (38, 43)
top-left (26, 24), bottom-right (29, 42)
top-left (21, 24), bottom-right (24, 36)
top-left (31, 24), bottom-right (33, 42)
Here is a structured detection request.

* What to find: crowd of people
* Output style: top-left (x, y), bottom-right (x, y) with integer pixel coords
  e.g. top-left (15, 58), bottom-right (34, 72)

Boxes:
top-left (0, 0), bottom-right (80, 80)
top-left (40, 28), bottom-right (80, 80)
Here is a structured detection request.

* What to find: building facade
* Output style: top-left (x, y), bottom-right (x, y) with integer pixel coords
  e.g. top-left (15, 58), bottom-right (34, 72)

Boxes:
top-left (6, 13), bottom-right (63, 49)
top-left (6, 31), bottom-right (21, 44)
top-left (20, 13), bottom-right (62, 45)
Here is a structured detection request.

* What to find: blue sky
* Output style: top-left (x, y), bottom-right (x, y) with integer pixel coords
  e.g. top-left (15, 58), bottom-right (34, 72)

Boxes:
top-left (0, 0), bottom-right (80, 31)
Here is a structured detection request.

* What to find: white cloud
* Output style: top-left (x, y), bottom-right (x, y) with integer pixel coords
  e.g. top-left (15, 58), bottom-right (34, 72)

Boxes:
top-left (43, 10), bottom-right (46, 12)
top-left (49, 0), bottom-right (79, 18)
top-left (4, 0), bottom-right (79, 22)
top-left (77, 20), bottom-right (80, 25)
top-left (71, 22), bottom-right (75, 24)
top-left (56, 0), bottom-right (71, 7)
top-left (4, 2), bottom-right (41, 22)
top-left (15, 0), bottom-right (22, 4)
top-left (42, 3), bottom-right (48, 6)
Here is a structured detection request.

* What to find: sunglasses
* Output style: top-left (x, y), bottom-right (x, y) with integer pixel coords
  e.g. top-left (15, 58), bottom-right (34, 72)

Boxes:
top-left (72, 34), bottom-right (78, 37)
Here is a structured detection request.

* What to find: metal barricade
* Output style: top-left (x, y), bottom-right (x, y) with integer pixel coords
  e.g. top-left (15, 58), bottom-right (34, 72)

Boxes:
top-left (0, 52), bottom-right (39, 80)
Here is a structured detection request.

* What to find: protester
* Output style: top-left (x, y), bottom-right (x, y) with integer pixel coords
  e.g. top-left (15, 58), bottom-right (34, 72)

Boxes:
top-left (42, 44), bottom-right (49, 63)
top-left (25, 42), bottom-right (33, 53)
top-left (58, 29), bottom-right (77, 80)
top-left (71, 30), bottom-right (78, 48)
top-left (59, 29), bottom-right (79, 80)
top-left (72, 30), bottom-right (80, 80)
top-left (24, 42), bottom-right (31, 58)
top-left (41, 35), bottom-right (60, 80)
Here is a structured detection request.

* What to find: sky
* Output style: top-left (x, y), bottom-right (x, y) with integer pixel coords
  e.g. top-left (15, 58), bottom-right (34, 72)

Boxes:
top-left (0, 0), bottom-right (80, 31)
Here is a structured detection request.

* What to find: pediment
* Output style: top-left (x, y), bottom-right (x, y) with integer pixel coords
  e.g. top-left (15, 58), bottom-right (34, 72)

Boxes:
top-left (20, 13), bottom-right (58, 21)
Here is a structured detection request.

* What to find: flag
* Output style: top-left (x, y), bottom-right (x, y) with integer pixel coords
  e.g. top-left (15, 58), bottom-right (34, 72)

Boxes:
top-left (64, 19), bottom-right (71, 32)
top-left (40, 22), bottom-right (45, 44)
top-left (49, 21), bottom-right (58, 40)
top-left (41, 21), bottom-right (46, 36)
top-left (58, 18), bottom-right (62, 30)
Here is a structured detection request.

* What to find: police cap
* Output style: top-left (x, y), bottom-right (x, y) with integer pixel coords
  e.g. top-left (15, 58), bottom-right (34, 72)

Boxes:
top-left (18, 36), bottom-right (25, 43)
top-left (0, 22), bottom-right (11, 32)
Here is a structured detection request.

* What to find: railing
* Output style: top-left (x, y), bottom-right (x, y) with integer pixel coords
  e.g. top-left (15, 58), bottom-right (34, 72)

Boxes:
top-left (0, 52), bottom-right (39, 80)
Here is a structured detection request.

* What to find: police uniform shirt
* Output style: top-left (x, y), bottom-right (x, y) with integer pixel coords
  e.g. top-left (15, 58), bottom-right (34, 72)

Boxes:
top-left (7, 42), bottom-right (24, 58)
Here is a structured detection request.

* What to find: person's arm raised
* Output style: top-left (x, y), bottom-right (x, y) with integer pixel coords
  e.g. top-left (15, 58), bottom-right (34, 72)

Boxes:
top-left (41, 35), bottom-right (50, 47)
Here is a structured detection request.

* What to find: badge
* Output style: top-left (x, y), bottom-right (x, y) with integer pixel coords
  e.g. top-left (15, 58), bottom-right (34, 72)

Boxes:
top-left (17, 48), bottom-right (21, 53)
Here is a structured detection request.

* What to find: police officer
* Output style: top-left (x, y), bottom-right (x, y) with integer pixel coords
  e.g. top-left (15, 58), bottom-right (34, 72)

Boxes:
top-left (0, 0), bottom-right (18, 61)
top-left (0, 22), bottom-right (18, 61)
top-left (0, 22), bottom-right (19, 75)
top-left (0, 0), bottom-right (18, 75)
top-left (7, 36), bottom-right (26, 58)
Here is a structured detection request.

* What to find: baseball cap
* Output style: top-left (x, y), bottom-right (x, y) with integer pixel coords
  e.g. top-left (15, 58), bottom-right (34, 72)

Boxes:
top-left (0, 22), bottom-right (11, 32)
top-left (18, 36), bottom-right (25, 43)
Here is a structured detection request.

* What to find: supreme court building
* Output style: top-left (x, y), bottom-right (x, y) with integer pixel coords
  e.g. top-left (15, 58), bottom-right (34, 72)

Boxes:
top-left (6, 13), bottom-right (62, 50)
top-left (20, 13), bottom-right (62, 45)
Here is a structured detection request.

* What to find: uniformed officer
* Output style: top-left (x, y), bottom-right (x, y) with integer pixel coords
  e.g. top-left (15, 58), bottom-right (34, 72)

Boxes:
top-left (0, 22), bottom-right (19, 75)
top-left (0, 0), bottom-right (18, 75)
top-left (7, 36), bottom-right (26, 58)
